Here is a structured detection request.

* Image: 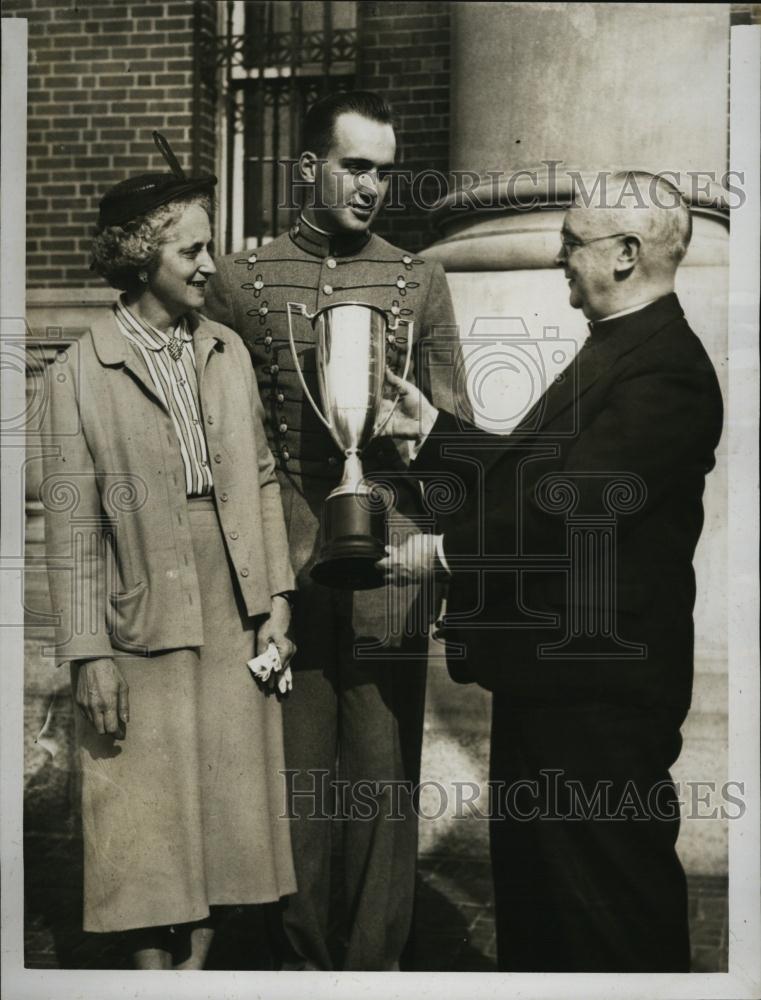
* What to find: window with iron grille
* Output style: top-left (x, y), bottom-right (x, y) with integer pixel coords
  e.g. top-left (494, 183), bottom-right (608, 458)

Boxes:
top-left (209, 1), bottom-right (358, 252)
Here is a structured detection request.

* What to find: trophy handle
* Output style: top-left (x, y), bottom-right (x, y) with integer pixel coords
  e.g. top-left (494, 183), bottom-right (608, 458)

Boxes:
top-left (373, 317), bottom-right (414, 437)
top-left (286, 301), bottom-right (334, 433)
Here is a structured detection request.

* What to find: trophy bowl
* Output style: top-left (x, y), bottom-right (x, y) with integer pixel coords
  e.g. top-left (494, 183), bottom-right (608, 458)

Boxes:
top-left (287, 301), bottom-right (413, 589)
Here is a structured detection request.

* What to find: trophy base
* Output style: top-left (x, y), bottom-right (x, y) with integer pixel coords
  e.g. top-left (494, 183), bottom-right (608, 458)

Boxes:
top-left (310, 491), bottom-right (387, 590)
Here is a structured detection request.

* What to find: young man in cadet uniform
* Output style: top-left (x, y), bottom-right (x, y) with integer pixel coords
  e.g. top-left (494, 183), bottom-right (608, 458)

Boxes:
top-left (204, 90), bottom-right (468, 971)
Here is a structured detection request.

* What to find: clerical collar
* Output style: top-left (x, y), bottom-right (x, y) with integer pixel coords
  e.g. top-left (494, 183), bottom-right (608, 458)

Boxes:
top-left (587, 297), bottom-right (661, 338)
top-left (289, 214), bottom-right (371, 258)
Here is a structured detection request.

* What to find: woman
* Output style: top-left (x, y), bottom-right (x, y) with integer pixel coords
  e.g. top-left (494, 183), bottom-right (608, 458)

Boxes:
top-left (43, 141), bottom-right (297, 969)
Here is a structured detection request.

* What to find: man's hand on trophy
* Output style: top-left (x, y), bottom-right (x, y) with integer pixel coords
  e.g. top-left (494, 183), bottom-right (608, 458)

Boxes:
top-left (378, 367), bottom-right (439, 442)
top-left (376, 532), bottom-right (438, 586)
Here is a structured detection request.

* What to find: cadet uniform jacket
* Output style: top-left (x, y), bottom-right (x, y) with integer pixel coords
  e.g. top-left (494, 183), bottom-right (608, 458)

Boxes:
top-left (205, 220), bottom-right (466, 575)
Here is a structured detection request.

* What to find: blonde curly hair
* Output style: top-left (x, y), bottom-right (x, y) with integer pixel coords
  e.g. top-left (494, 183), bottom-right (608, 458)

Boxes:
top-left (90, 192), bottom-right (213, 291)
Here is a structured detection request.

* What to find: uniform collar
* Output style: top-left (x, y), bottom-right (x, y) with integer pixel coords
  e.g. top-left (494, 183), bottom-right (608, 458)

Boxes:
top-left (289, 214), bottom-right (372, 258)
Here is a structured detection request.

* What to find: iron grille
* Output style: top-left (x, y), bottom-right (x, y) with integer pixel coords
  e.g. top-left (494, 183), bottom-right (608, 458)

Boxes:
top-left (204, 1), bottom-right (358, 250)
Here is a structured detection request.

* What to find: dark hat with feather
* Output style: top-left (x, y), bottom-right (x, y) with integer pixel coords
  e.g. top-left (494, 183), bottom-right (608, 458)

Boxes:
top-left (97, 132), bottom-right (217, 228)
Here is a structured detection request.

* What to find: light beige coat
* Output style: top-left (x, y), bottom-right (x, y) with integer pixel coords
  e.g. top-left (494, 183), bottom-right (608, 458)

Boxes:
top-left (42, 308), bottom-right (294, 665)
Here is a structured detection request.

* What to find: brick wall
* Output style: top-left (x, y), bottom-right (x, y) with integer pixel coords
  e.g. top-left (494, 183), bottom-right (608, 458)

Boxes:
top-left (5, 0), bottom-right (217, 288)
top-left (356, 1), bottom-right (451, 253)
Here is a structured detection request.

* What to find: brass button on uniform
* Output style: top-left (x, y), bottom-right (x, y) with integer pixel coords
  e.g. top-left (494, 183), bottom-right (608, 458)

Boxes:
top-left (402, 254), bottom-right (412, 265)
top-left (254, 279), bottom-right (264, 290)
top-left (323, 284), bottom-right (333, 295)
top-left (240, 568), bottom-right (249, 578)
top-left (214, 454), bottom-right (222, 464)
top-left (264, 335), bottom-right (272, 346)
top-left (207, 415), bottom-right (214, 424)
top-left (270, 364), bottom-right (279, 375)
top-left (219, 492), bottom-right (229, 502)
top-left (282, 449), bottom-right (290, 461)
top-left (229, 531), bottom-right (239, 540)
top-left (279, 422), bottom-right (288, 434)
top-left (326, 257), bottom-right (337, 269)
top-left (259, 305), bottom-right (268, 316)
top-left (396, 277), bottom-right (407, 289)
top-left (276, 392), bottom-right (285, 403)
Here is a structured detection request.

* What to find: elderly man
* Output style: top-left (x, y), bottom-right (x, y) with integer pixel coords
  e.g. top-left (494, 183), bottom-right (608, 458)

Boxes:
top-left (205, 91), bottom-right (466, 971)
top-left (379, 172), bottom-right (723, 971)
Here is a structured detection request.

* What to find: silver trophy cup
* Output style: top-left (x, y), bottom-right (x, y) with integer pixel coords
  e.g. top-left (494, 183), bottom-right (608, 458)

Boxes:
top-left (287, 301), bottom-right (413, 589)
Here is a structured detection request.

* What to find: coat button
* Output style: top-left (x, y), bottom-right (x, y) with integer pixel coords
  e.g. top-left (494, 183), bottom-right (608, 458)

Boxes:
top-left (219, 492), bottom-right (229, 502)
top-left (259, 306), bottom-right (268, 316)
top-left (247, 253), bottom-right (257, 264)
top-left (229, 531), bottom-right (239, 540)
top-left (240, 568), bottom-right (249, 578)
top-left (277, 392), bottom-right (285, 403)
top-left (326, 257), bottom-right (337, 269)
top-left (323, 284), bottom-right (333, 295)
top-left (207, 415), bottom-right (214, 424)
top-left (214, 454), bottom-right (222, 464)
top-left (254, 279), bottom-right (264, 290)
top-left (328, 456), bottom-right (338, 466)
top-left (264, 335), bottom-right (272, 346)
top-left (396, 277), bottom-right (407, 289)
top-left (270, 364), bottom-right (279, 375)
top-left (402, 254), bottom-right (412, 265)
top-left (282, 449), bottom-right (290, 461)
top-left (279, 422), bottom-right (288, 434)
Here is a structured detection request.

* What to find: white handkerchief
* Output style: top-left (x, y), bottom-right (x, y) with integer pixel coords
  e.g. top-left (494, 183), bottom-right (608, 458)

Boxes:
top-left (247, 642), bottom-right (293, 694)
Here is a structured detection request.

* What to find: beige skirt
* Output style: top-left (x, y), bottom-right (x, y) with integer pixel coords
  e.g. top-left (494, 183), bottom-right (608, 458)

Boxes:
top-left (76, 497), bottom-right (296, 933)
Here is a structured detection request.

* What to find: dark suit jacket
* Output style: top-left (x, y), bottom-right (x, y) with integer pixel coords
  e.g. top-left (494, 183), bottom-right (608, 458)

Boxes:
top-left (414, 294), bottom-right (723, 718)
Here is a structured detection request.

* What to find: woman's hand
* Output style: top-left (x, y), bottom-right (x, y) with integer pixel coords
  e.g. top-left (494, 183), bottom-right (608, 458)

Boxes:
top-left (256, 596), bottom-right (296, 669)
top-left (72, 657), bottom-right (129, 738)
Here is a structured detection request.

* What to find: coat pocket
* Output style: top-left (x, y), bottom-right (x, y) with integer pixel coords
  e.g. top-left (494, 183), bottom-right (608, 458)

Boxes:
top-left (106, 580), bottom-right (149, 653)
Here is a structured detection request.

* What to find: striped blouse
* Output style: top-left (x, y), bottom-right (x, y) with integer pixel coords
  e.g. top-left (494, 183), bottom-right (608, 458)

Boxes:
top-left (114, 298), bottom-right (214, 497)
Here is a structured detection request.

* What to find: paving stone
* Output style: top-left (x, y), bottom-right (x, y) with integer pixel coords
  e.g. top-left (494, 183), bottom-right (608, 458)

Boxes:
top-left (23, 831), bottom-right (728, 971)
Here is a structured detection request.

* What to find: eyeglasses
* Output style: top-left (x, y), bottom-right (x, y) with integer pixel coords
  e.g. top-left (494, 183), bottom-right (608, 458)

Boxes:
top-left (559, 231), bottom-right (637, 253)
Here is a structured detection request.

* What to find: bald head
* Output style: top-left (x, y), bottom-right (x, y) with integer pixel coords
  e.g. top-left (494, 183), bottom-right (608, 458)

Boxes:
top-left (609, 171), bottom-right (691, 265)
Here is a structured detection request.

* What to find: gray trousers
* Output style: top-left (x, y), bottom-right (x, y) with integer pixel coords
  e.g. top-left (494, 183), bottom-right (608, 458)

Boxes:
top-left (280, 576), bottom-right (428, 971)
